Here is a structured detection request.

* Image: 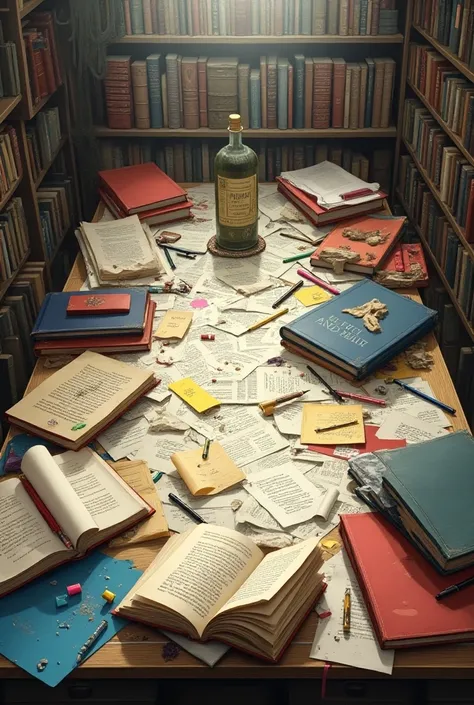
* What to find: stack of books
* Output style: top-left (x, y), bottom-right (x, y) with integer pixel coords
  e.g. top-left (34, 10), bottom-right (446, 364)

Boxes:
top-left (103, 53), bottom-right (396, 131)
top-left (98, 162), bottom-right (192, 225)
top-left (32, 288), bottom-right (156, 356)
top-left (122, 0), bottom-right (399, 37)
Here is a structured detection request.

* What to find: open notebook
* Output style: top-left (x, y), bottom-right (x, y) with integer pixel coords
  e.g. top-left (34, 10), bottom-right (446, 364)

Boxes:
top-left (115, 524), bottom-right (324, 662)
top-left (0, 446), bottom-right (153, 596)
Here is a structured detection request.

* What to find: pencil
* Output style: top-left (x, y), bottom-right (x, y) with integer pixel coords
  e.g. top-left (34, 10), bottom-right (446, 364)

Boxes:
top-left (315, 420), bottom-right (358, 433)
top-left (21, 477), bottom-right (73, 549)
top-left (343, 588), bottom-right (351, 633)
top-left (246, 308), bottom-right (289, 332)
top-left (162, 247), bottom-right (176, 271)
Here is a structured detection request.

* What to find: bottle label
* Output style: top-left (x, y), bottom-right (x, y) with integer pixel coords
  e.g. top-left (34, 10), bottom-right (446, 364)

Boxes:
top-left (217, 175), bottom-right (257, 227)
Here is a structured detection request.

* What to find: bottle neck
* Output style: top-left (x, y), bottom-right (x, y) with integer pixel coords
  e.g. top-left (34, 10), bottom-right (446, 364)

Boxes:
top-left (228, 129), bottom-right (243, 149)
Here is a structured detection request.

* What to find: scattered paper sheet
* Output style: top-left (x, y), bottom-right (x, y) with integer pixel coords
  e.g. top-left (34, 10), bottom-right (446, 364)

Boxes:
top-left (375, 411), bottom-right (448, 444)
top-left (310, 551), bottom-right (394, 674)
top-left (154, 310), bottom-right (193, 340)
top-left (220, 414), bottom-right (290, 466)
top-left (235, 520), bottom-right (294, 548)
top-left (294, 285), bottom-right (332, 307)
top-left (245, 464), bottom-right (338, 527)
top-left (157, 471), bottom-right (247, 510)
top-left (257, 366), bottom-right (329, 403)
top-left (301, 405), bottom-right (365, 445)
top-left (161, 631), bottom-right (230, 667)
top-left (169, 377), bottom-right (221, 413)
top-left (212, 258), bottom-right (274, 296)
top-left (97, 417), bottom-right (149, 461)
top-left (235, 494), bottom-right (283, 532)
top-left (153, 225), bottom-right (210, 254)
top-left (162, 503), bottom-right (236, 533)
top-left (362, 377), bottom-right (451, 428)
top-left (139, 432), bottom-right (201, 473)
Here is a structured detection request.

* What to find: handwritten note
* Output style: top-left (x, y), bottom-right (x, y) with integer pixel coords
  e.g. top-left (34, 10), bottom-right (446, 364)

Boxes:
top-left (171, 442), bottom-right (245, 496)
top-left (154, 310), bottom-right (193, 340)
top-left (301, 404), bottom-right (365, 445)
top-left (168, 377), bottom-right (221, 413)
top-left (375, 411), bottom-right (448, 444)
top-left (294, 285), bottom-right (332, 307)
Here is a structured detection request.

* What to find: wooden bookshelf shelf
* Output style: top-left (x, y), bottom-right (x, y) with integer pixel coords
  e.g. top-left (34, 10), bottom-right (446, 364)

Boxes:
top-left (413, 25), bottom-right (474, 84)
top-left (0, 173), bottom-right (22, 211)
top-left (0, 248), bottom-right (30, 305)
top-left (34, 135), bottom-right (67, 189)
top-left (20, 0), bottom-right (46, 19)
top-left (48, 222), bottom-right (72, 265)
top-left (95, 126), bottom-right (397, 139)
top-left (29, 82), bottom-right (62, 121)
top-left (402, 138), bottom-right (474, 262)
top-left (116, 33), bottom-right (404, 45)
top-left (397, 188), bottom-right (474, 343)
top-left (407, 79), bottom-right (474, 170)
top-left (0, 95), bottom-right (21, 123)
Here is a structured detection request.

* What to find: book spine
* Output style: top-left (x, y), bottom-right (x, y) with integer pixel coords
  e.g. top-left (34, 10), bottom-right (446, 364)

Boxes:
top-left (360, 0), bottom-right (368, 32)
top-left (251, 0), bottom-right (260, 33)
top-left (313, 60), bottom-right (332, 129)
top-left (123, 0), bottom-right (132, 34)
top-left (304, 58), bottom-right (313, 128)
top-left (343, 64), bottom-right (352, 128)
top-left (166, 55), bottom-right (181, 128)
top-left (238, 63), bottom-right (250, 128)
top-left (277, 60), bottom-right (288, 129)
top-left (339, 0), bottom-right (349, 33)
top-left (301, 0), bottom-right (312, 34)
top-left (157, 0), bottom-right (166, 32)
top-left (198, 58), bottom-right (208, 127)
top-left (147, 56), bottom-right (163, 128)
top-left (312, 0), bottom-right (327, 33)
top-left (371, 60), bottom-right (385, 127)
top-left (267, 59), bottom-right (277, 129)
top-left (288, 62), bottom-right (293, 128)
top-left (294, 55), bottom-right (305, 129)
top-left (250, 69), bottom-right (261, 128)
top-left (370, 0), bottom-right (380, 33)
top-left (260, 56), bottom-right (268, 128)
top-left (143, 0), bottom-right (153, 32)
top-left (130, 0), bottom-right (145, 32)
top-left (359, 62), bottom-right (367, 128)
top-left (332, 59), bottom-right (346, 128)
top-left (131, 61), bottom-right (150, 128)
top-left (150, 0), bottom-right (159, 32)
top-left (327, 0), bottom-right (339, 33)
top-left (182, 58), bottom-right (199, 129)
top-left (349, 64), bottom-right (360, 129)
top-left (380, 59), bottom-right (394, 128)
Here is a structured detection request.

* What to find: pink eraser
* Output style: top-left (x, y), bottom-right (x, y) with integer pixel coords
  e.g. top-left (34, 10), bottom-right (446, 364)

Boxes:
top-left (67, 583), bottom-right (82, 596)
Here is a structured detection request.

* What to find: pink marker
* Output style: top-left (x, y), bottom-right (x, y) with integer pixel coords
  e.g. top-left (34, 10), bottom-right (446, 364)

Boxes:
top-left (297, 268), bottom-right (340, 296)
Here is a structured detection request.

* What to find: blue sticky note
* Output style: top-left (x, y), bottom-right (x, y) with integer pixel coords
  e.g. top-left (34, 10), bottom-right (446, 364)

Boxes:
top-left (0, 551), bottom-right (142, 687)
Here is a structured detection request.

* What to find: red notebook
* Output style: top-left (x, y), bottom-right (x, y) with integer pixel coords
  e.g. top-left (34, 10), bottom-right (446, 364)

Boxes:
top-left (310, 215), bottom-right (405, 274)
top-left (67, 293), bottom-right (131, 315)
top-left (35, 301), bottom-right (155, 356)
top-left (99, 162), bottom-right (187, 214)
top-left (340, 513), bottom-right (474, 649)
top-left (307, 424), bottom-right (406, 460)
top-left (99, 189), bottom-right (193, 226)
top-left (276, 177), bottom-right (386, 226)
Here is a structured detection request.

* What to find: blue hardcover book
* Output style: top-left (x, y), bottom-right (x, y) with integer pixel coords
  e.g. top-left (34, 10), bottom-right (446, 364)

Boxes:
top-left (301, 0), bottom-right (311, 35)
top-left (445, 233), bottom-right (459, 286)
top-left (280, 280), bottom-right (438, 380)
top-left (130, 0), bottom-right (145, 34)
top-left (365, 58), bottom-right (375, 128)
top-left (250, 69), bottom-right (261, 128)
top-left (360, 0), bottom-right (368, 34)
top-left (146, 54), bottom-right (163, 128)
top-left (31, 289), bottom-right (149, 340)
top-left (294, 54), bottom-right (305, 129)
top-left (277, 58), bottom-right (289, 130)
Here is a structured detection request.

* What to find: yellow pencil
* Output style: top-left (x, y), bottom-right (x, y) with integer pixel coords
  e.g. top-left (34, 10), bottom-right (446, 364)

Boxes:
top-left (246, 308), bottom-right (289, 333)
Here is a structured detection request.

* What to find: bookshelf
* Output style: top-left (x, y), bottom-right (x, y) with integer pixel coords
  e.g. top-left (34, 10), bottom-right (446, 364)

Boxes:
top-left (116, 33), bottom-right (405, 45)
top-left (95, 126), bottom-right (398, 139)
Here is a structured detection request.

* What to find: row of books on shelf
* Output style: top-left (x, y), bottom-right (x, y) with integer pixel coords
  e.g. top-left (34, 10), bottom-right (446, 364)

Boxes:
top-left (122, 0), bottom-right (399, 36)
top-left (403, 97), bottom-right (474, 236)
top-left (0, 262), bottom-right (47, 427)
top-left (99, 138), bottom-right (392, 191)
top-left (0, 124), bottom-right (22, 199)
top-left (399, 156), bottom-right (474, 326)
top-left (0, 198), bottom-right (29, 285)
top-left (414, 0), bottom-right (474, 72)
top-left (26, 106), bottom-right (63, 183)
top-left (408, 43), bottom-right (474, 155)
top-left (104, 53), bottom-right (396, 130)
top-left (22, 11), bottom-right (62, 107)
top-left (38, 174), bottom-right (74, 260)
top-left (0, 20), bottom-right (20, 98)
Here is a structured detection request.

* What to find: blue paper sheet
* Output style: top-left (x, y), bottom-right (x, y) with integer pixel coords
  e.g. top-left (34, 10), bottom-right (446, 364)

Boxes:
top-left (0, 551), bottom-right (142, 687)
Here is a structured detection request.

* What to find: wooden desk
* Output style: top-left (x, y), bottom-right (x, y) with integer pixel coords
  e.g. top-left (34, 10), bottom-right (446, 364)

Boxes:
top-left (1, 211), bottom-right (473, 701)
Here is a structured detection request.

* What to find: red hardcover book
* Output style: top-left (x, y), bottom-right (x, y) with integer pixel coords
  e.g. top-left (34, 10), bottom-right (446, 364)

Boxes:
top-left (307, 424), bottom-right (406, 460)
top-left (99, 188), bottom-right (193, 226)
top-left (36, 301), bottom-right (155, 356)
top-left (23, 31), bottom-right (41, 103)
top-left (332, 58), bottom-right (346, 128)
top-left (38, 28), bottom-right (56, 94)
top-left (309, 214), bottom-right (405, 273)
top-left (340, 512), bottom-right (474, 649)
top-left (277, 177), bottom-right (386, 226)
top-left (30, 11), bottom-right (62, 85)
top-left (375, 243), bottom-right (429, 287)
top-left (66, 293), bottom-right (132, 315)
top-left (99, 162), bottom-right (187, 214)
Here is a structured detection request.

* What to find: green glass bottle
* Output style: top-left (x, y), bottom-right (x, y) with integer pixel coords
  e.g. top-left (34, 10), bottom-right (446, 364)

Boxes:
top-left (215, 113), bottom-right (259, 251)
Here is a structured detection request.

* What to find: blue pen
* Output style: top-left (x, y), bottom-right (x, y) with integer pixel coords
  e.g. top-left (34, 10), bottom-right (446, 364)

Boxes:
top-left (387, 378), bottom-right (456, 416)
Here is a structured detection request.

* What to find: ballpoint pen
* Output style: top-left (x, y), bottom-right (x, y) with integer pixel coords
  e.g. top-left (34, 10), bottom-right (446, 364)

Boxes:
top-left (297, 268), bottom-right (340, 295)
top-left (385, 378), bottom-right (456, 416)
top-left (168, 493), bottom-right (207, 524)
top-left (259, 389), bottom-right (310, 416)
top-left (306, 365), bottom-right (345, 404)
top-left (436, 575), bottom-right (474, 600)
top-left (272, 280), bottom-right (304, 308)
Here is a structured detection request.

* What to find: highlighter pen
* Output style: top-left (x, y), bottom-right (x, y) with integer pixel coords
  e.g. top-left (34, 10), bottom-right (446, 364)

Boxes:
top-left (282, 250), bottom-right (316, 264)
top-left (297, 268), bottom-right (340, 295)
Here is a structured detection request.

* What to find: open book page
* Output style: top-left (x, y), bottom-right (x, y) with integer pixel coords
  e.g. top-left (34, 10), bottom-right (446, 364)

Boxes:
top-left (0, 478), bottom-right (68, 583)
top-left (134, 525), bottom-right (263, 636)
top-left (22, 446), bottom-right (97, 549)
top-left (53, 449), bottom-right (148, 534)
top-left (7, 351), bottom-right (153, 444)
top-left (171, 442), bottom-right (245, 496)
top-left (80, 215), bottom-right (162, 280)
top-left (217, 538), bottom-right (319, 613)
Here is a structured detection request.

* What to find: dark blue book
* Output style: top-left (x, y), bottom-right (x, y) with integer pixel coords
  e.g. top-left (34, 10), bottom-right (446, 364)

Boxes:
top-left (31, 289), bottom-right (149, 340)
top-left (146, 55), bottom-right (163, 129)
top-left (445, 233), bottom-right (460, 286)
top-left (449, 0), bottom-right (464, 53)
top-left (280, 280), bottom-right (437, 380)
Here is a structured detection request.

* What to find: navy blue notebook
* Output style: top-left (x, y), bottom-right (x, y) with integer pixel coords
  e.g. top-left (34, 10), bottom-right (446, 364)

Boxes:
top-left (31, 289), bottom-right (149, 339)
top-left (280, 280), bottom-right (437, 380)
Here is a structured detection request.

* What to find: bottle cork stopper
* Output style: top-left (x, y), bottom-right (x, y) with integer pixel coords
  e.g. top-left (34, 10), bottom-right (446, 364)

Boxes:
top-left (228, 114), bottom-right (242, 132)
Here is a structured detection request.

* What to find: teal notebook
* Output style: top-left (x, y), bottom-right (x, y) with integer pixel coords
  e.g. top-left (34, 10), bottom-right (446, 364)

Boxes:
top-left (380, 432), bottom-right (474, 574)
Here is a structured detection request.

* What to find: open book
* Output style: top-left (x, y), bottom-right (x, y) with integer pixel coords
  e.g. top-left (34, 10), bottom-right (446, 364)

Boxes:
top-left (115, 524), bottom-right (325, 662)
top-left (0, 446), bottom-right (153, 596)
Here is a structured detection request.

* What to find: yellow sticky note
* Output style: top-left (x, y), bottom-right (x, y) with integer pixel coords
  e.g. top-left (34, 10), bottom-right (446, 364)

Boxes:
top-left (154, 310), bottom-right (193, 340)
top-left (171, 442), bottom-right (245, 496)
top-left (301, 404), bottom-right (365, 445)
top-left (294, 286), bottom-right (332, 307)
top-left (169, 377), bottom-right (221, 414)
top-left (375, 354), bottom-right (419, 380)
